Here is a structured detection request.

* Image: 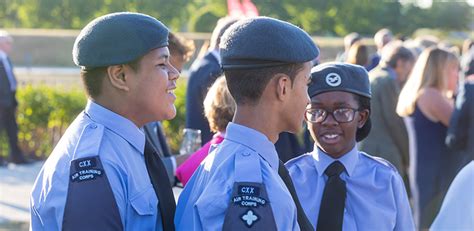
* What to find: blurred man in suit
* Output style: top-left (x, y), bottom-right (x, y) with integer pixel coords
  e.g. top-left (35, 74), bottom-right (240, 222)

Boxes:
top-left (367, 28), bottom-right (393, 71)
top-left (359, 40), bottom-right (415, 183)
top-left (0, 30), bottom-right (27, 164)
top-left (185, 17), bottom-right (239, 144)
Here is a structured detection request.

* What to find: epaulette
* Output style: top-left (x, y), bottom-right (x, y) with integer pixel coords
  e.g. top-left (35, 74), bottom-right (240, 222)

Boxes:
top-left (71, 122), bottom-right (105, 160)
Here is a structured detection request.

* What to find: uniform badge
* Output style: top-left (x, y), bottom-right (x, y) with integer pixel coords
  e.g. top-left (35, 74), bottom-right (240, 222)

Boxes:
top-left (223, 182), bottom-right (277, 230)
top-left (70, 156), bottom-right (104, 182)
top-left (241, 209), bottom-right (259, 227)
top-left (326, 72), bottom-right (342, 87)
top-left (232, 185), bottom-right (267, 208)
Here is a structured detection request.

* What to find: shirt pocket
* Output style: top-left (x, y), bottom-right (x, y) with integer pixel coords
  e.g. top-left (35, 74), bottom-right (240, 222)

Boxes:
top-left (130, 186), bottom-right (158, 216)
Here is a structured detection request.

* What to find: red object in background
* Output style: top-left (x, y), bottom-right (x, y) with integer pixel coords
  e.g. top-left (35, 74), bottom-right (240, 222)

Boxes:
top-left (227, 0), bottom-right (259, 17)
top-left (227, 0), bottom-right (245, 17)
top-left (242, 0), bottom-right (259, 16)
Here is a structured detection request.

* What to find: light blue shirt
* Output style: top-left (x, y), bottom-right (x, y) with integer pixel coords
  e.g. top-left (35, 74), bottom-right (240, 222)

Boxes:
top-left (175, 122), bottom-right (299, 230)
top-left (286, 145), bottom-right (415, 231)
top-left (30, 100), bottom-right (162, 230)
top-left (431, 161), bottom-right (474, 230)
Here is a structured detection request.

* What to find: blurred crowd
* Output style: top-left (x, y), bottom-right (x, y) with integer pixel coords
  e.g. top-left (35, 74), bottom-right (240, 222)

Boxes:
top-left (1, 12), bottom-right (473, 230)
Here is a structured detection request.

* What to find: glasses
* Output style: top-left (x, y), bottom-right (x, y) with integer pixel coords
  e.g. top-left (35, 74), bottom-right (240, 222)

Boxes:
top-left (305, 108), bottom-right (360, 123)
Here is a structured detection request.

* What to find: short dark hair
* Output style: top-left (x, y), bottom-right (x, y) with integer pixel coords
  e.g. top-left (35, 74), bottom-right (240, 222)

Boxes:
top-left (168, 32), bottom-right (195, 61)
top-left (382, 41), bottom-right (415, 68)
top-left (354, 94), bottom-right (371, 142)
top-left (224, 63), bottom-right (304, 105)
top-left (81, 57), bottom-right (142, 98)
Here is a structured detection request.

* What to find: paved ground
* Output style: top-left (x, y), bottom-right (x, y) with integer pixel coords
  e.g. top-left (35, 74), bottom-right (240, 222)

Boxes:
top-left (0, 161), bottom-right (43, 230)
top-left (0, 160), bottom-right (183, 231)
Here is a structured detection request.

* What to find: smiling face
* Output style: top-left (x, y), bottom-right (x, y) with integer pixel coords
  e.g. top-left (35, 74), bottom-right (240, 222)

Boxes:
top-left (282, 61), bottom-right (312, 133)
top-left (127, 47), bottom-right (180, 125)
top-left (306, 91), bottom-right (369, 158)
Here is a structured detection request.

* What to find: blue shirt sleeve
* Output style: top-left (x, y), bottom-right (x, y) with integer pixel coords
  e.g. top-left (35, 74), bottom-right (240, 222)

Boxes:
top-left (392, 170), bottom-right (416, 231)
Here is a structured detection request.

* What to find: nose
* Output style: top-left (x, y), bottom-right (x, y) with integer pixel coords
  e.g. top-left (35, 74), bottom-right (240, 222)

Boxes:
top-left (168, 64), bottom-right (180, 80)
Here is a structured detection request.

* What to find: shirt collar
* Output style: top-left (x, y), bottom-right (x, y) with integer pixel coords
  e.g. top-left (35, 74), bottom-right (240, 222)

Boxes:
top-left (0, 51), bottom-right (6, 59)
top-left (210, 49), bottom-right (221, 64)
top-left (312, 144), bottom-right (359, 177)
top-left (84, 100), bottom-right (145, 154)
top-left (224, 122), bottom-right (279, 172)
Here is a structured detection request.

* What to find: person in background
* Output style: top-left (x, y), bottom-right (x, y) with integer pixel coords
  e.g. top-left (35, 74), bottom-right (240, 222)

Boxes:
top-left (287, 63), bottom-right (414, 231)
top-left (346, 41), bottom-right (369, 68)
top-left (185, 17), bottom-right (239, 144)
top-left (175, 16), bottom-right (319, 230)
top-left (397, 47), bottom-right (459, 229)
top-left (445, 48), bottom-right (474, 173)
top-left (430, 160), bottom-right (474, 230)
top-left (367, 28), bottom-right (393, 71)
top-left (359, 41), bottom-right (415, 189)
top-left (144, 32), bottom-right (195, 185)
top-left (30, 12), bottom-right (179, 230)
top-left (176, 76), bottom-right (235, 186)
top-left (0, 30), bottom-right (28, 165)
top-left (335, 32), bottom-right (362, 62)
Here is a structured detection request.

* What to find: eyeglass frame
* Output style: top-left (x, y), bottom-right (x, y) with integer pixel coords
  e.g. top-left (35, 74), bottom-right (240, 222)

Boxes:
top-left (304, 107), bottom-right (362, 123)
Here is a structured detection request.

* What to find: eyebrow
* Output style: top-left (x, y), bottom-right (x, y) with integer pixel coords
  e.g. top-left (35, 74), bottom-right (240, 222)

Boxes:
top-left (310, 101), bottom-right (354, 107)
top-left (156, 54), bottom-right (170, 62)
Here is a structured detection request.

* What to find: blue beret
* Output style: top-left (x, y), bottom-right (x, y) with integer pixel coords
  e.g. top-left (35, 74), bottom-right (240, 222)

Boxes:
top-left (73, 12), bottom-right (169, 68)
top-left (308, 62), bottom-right (371, 99)
top-left (220, 17), bottom-right (319, 70)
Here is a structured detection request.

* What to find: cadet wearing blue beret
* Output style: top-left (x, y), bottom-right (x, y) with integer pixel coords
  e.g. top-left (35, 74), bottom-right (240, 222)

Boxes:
top-left (175, 16), bottom-right (318, 230)
top-left (30, 12), bottom-right (179, 230)
top-left (285, 62), bottom-right (415, 231)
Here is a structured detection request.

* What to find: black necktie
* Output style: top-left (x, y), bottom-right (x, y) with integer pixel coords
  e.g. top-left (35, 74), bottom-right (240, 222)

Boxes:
top-left (317, 161), bottom-right (346, 231)
top-left (144, 140), bottom-right (176, 231)
top-left (278, 160), bottom-right (314, 231)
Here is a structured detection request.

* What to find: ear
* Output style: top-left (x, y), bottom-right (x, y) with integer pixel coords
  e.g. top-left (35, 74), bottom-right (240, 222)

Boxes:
top-left (106, 65), bottom-right (130, 92)
top-left (275, 73), bottom-right (291, 101)
top-left (357, 109), bottom-right (369, 128)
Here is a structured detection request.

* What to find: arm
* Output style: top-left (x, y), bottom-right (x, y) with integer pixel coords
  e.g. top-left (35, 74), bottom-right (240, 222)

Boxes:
top-left (61, 157), bottom-right (124, 230)
top-left (392, 173), bottom-right (416, 231)
top-left (418, 88), bottom-right (454, 126)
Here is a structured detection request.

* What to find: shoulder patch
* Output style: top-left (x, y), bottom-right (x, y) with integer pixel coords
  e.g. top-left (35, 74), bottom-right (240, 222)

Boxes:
top-left (70, 156), bottom-right (104, 183)
top-left (72, 122), bottom-right (105, 160)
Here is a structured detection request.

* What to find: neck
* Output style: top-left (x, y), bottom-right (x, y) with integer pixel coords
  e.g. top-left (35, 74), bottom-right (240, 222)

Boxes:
top-left (93, 95), bottom-right (142, 127)
top-left (233, 104), bottom-right (280, 143)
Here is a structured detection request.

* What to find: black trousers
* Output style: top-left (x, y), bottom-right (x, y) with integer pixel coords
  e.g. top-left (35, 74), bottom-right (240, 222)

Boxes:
top-left (0, 105), bottom-right (23, 161)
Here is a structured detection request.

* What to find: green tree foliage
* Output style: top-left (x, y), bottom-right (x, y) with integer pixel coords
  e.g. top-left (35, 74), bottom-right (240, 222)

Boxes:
top-left (1, 0), bottom-right (472, 36)
top-left (0, 82), bottom-right (188, 158)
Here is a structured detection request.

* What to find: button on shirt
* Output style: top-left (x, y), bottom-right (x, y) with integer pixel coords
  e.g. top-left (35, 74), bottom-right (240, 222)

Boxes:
top-left (285, 145), bottom-right (415, 231)
top-left (30, 100), bottom-right (162, 230)
top-left (175, 122), bottom-right (299, 230)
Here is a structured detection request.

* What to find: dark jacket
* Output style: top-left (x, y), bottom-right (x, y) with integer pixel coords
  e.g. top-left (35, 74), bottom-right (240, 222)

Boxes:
top-left (359, 66), bottom-right (409, 178)
top-left (185, 52), bottom-right (222, 144)
top-left (0, 57), bottom-right (16, 108)
top-left (446, 82), bottom-right (474, 170)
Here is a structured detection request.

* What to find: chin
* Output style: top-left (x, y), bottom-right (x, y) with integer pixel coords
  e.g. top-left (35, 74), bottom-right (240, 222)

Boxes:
top-left (162, 107), bottom-right (177, 120)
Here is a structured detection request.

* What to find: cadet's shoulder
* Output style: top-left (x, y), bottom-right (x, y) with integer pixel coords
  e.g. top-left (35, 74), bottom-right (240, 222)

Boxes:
top-left (359, 151), bottom-right (399, 174)
top-left (72, 122), bottom-right (106, 158)
top-left (285, 152), bottom-right (314, 172)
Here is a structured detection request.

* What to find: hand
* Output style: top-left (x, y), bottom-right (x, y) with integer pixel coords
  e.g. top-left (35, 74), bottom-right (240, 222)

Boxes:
top-left (175, 153), bottom-right (191, 167)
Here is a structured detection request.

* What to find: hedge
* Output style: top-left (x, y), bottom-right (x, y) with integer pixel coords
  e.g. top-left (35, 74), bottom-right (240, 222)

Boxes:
top-left (0, 81), bottom-right (187, 159)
